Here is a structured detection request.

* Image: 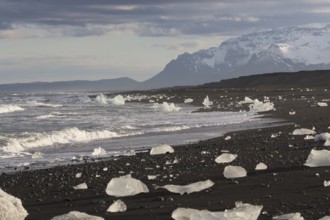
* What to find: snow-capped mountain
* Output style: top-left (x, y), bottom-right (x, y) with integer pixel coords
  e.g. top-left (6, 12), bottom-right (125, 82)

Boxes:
top-left (145, 24), bottom-right (330, 88)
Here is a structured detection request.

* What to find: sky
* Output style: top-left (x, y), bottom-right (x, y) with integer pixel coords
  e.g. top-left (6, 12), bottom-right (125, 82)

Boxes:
top-left (1, 0), bottom-right (330, 84)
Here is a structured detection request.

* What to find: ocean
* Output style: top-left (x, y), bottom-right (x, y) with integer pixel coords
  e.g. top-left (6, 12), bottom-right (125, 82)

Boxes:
top-left (0, 92), bottom-right (268, 170)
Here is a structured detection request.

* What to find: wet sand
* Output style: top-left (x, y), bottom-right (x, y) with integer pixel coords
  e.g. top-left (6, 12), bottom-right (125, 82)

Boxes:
top-left (1, 86), bottom-right (330, 220)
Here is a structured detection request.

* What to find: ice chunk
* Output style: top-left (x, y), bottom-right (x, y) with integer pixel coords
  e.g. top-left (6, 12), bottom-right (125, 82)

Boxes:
top-left (238, 96), bottom-right (254, 105)
top-left (314, 133), bottom-right (330, 146)
top-left (224, 136), bottom-right (231, 140)
top-left (304, 135), bottom-right (314, 140)
top-left (0, 105), bottom-right (24, 114)
top-left (150, 144), bottom-right (174, 155)
top-left (92, 147), bottom-right (107, 156)
top-left (223, 165), bottom-right (247, 179)
top-left (255, 163), bottom-right (268, 170)
top-left (109, 95), bottom-right (126, 105)
top-left (323, 180), bottom-right (330, 187)
top-left (107, 200), bottom-right (127, 213)
top-left (272, 212), bottom-right (304, 220)
top-left (317, 102), bottom-right (328, 107)
top-left (292, 128), bottom-right (316, 135)
top-left (153, 102), bottom-right (181, 112)
top-left (0, 188), bottom-right (28, 220)
top-left (75, 172), bottom-right (82, 178)
top-left (148, 175), bottom-right (159, 180)
top-left (95, 93), bottom-right (108, 105)
top-left (51, 211), bottom-right (104, 220)
top-left (304, 149), bottom-right (330, 167)
top-left (184, 98), bottom-right (193, 103)
top-left (215, 153), bottom-right (237, 164)
top-left (203, 96), bottom-right (213, 108)
top-left (289, 111), bottom-right (296, 115)
top-left (319, 216), bottom-right (330, 220)
top-left (162, 179), bottom-right (214, 195)
top-left (172, 202), bottom-right (262, 220)
top-left (32, 151), bottom-right (43, 159)
top-left (249, 99), bottom-right (274, 112)
top-left (105, 174), bottom-right (149, 197)
top-left (73, 183), bottom-right (88, 190)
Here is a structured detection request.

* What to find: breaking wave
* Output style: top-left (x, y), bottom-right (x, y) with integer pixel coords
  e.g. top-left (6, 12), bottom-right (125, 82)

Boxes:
top-left (2, 127), bottom-right (121, 153)
top-left (26, 101), bottom-right (63, 108)
top-left (0, 105), bottom-right (24, 114)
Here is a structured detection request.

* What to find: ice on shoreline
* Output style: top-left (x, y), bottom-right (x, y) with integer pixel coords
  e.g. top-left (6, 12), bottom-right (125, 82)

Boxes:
top-left (203, 96), bottom-right (213, 108)
top-left (292, 128), bottom-right (316, 136)
top-left (304, 149), bottom-right (330, 167)
top-left (215, 153), bottom-right (237, 164)
top-left (153, 102), bottom-right (181, 112)
top-left (105, 174), bottom-right (149, 197)
top-left (73, 183), bottom-right (88, 190)
top-left (272, 212), bottom-right (304, 220)
top-left (161, 179), bottom-right (214, 195)
top-left (184, 98), bottom-right (193, 103)
top-left (249, 99), bottom-right (274, 112)
top-left (224, 165), bottom-right (247, 178)
top-left (0, 188), bottom-right (28, 220)
top-left (255, 163), bottom-right (268, 170)
top-left (51, 211), bottom-right (104, 220)
top-left (238, 96), bottom-right (254, 105)
top-left (92, 147), bottom-right (107, 157)
top-left (150, 144), bottom-right (174, 155)
top-left (172, 202), bottom-right (262, 220)
top-left (107, 200), bottom-right (127, 213)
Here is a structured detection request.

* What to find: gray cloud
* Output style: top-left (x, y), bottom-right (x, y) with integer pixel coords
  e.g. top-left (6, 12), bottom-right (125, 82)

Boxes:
top-left (0, 0), bottom-right (329, 38)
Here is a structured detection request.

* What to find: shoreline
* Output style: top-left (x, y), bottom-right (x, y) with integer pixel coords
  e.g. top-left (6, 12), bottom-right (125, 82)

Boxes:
top-left (1, 86), bottom-right (330, 220)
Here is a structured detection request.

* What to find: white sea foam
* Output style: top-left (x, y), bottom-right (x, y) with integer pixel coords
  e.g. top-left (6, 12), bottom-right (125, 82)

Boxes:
top-left (109, 95), bottom-right (126, 105)
top-left (26, 101), bottom-right (62, 108)
top-left (2, 127), bottom-right (120, 153)
top-left (95, 93), bottom-right (108, 105)
top-left (0, 105), bottom-right (24, 114)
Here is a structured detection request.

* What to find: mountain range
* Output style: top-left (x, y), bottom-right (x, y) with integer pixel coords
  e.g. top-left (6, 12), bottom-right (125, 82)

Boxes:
top-left (1, 25), bottom-right (330, 93)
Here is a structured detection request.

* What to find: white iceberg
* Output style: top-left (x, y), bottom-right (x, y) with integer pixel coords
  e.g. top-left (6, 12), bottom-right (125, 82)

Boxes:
top-left (0, 188), bottom-right (28, 220)
top-left (51, 211), bottom-right (104, 220)
top-left (95, 93), bottom-right (108, 105)
top-left (249, 99), bottom-right (274, 112)
top-left (107, 200), bottom-right (127, 213)
top-left (109, 95), bottom-right (126, 105)
top-left (238, 97), bottom-right (254, 105)
top-left (203, 96), bottom-right (213, 108)
top-left (153, 102), bottom-right (181, 112)
top-left (304, 149), bottom-right (330, 167)
top-left (73, 183), bottom-right (88, 190)
top-left (255, 163), bottom-right (267, 170)
top-left (184, 98), bottom-right (193, 103)
top-left (172, 202), bottom-right (262, 220)
top-left (150, 144), bottom-right (174, 155)
top-left (272, 212), bottom-right (304, 220)
top-left (223, 165), bottom-right (247, 179)
top-left (162, 180), bottom-right (214, 195)
top-left (317, 102), bottom-right (328, 107)
top-left (92, 147), bottom-right (107, 156)
top-left (292, 128), bottom-right (316, 136)
top-left (105, 174), bottom-right (149, 197)
top-left (0, 105), bottom-right (24, 114)
top-left (215, 153), bottom-right (237, 164)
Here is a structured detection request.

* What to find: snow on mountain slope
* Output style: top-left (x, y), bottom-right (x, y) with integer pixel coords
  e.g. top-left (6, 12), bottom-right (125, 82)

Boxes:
top-left (145, 24), bottom-right (330, 88)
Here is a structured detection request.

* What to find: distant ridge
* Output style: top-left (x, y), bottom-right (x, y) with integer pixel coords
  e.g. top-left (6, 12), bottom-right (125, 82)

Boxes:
top-left (199, 70), bottom-right (330, 88)
top-left (0, 77), bottom-right (141, 93)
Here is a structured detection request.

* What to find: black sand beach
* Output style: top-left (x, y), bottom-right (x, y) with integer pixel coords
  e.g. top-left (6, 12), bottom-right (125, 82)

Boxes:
top-left (1, 86), bottom-right (330, 219)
